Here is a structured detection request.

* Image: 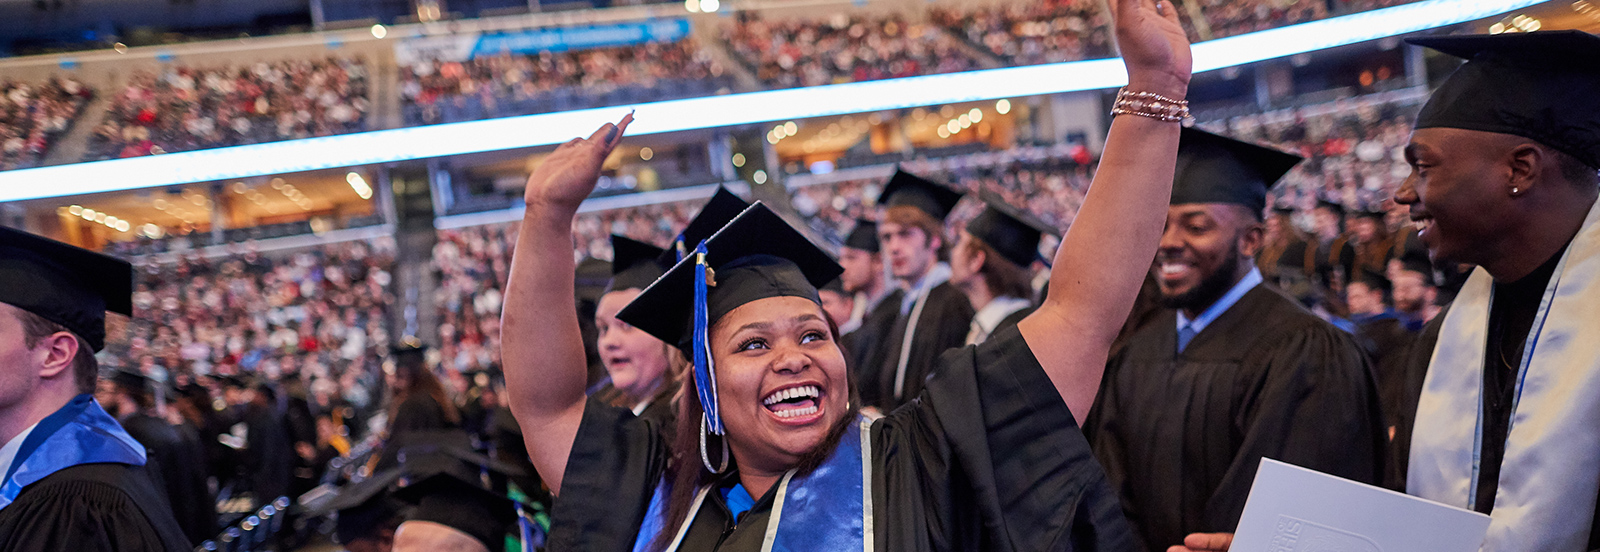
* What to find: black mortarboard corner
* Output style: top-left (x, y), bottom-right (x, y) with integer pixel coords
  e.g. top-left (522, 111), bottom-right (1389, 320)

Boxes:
top-left (108, 369), bottom-right (151, 394)
top-left (1356, 206), bottom-right (1387, 219)
top-left (0, 226), bottom-right (132, 352)
top-left (843, 219), bottom-right (880, 254)
top-left (1398, 251), bottom-right (1436, 285)
top-left (607, 235), bottom-right (668, 293)
top-left (1171, 127), bottom-right (1303, 216)
top-left (1271, 203), bottom-right (1297, 216)
top-left (392, 337), bottom-right (428, 362)
top-left (669, 187), bottom-right (751, 262)
top-left (877, 168), bottom-right (964, 222)
top-left (967, 192), bottom-right (1059, 268)
top-left (392, 446), bottom-right (526, 552)
top-left (1408, 31), bottom-right (1600, 169)
top-left (617, 202), bottom-right (842, 439)
top-left (306, 468), bottom-right (408, 545)
top-left (821, 277), bottom-right (847, 295)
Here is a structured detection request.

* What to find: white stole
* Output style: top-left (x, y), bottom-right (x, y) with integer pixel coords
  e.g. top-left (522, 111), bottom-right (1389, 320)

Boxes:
top-left (1408, 200), bottom-right (1600, 552)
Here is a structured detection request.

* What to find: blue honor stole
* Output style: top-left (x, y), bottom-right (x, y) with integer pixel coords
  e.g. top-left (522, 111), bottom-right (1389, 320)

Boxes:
top-left (634, 416), bottom-right (875, 552)
top-left (0, 395), bottom-right (147, 511)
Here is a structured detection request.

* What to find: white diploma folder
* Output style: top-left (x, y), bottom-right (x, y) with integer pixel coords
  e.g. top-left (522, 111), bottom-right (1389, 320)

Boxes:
top-left (1231, 459), bottom-right (1490, 552)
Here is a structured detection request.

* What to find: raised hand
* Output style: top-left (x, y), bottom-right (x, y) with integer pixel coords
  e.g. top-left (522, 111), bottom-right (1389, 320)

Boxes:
top-left (1109, 0), bottom-right (1193, 98)
top-left (524, 112), bottom-right (634, 212)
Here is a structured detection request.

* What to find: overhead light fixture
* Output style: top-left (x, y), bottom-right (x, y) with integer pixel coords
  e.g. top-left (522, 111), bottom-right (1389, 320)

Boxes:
top-left (346, 172), bottom-right (374, 200)
top-left (0, 0), bottom-right (1545, 202)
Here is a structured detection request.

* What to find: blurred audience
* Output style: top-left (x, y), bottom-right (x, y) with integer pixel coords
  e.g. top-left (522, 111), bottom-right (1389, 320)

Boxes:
top-left (0, 76), bottom-right (92, 170)
top-left (88, 57), bottom-right (369, 160)
top-left (932, 0), bottom-right (1113, 66)
top-left (720, 13), bottom-right (982, 89)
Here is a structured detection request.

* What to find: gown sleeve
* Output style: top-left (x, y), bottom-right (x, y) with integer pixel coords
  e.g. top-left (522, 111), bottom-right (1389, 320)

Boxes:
top-left (544, 396), bottom-right (672, 552)
top-left (875, 324), bottom-right (1136, 552)
top-left (0, 478), bottom-right (181, 552)
top-left (1205, 322), bottom-right (1386, 529)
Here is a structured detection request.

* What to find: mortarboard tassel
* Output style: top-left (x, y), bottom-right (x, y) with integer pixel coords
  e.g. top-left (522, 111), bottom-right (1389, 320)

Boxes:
top-left (692, 242), bottom-right (724, 436)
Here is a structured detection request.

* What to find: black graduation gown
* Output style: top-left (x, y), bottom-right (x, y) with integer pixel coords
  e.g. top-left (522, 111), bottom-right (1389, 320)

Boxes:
top-left (872, 282), bottom-right (974, 412)
top-left (547, 326), bottom-right (1136, 552)
top-left (1086, 285), bottom-right (1385, 552)
top-left (120, 414), bottom-right (214, 546)
top-left (1383, 307), bottom-right (1445, 491)
top-left (1314, 236), bottom-right (1357, 287)
top-left (241, 404), bottom-right (294, 503)
top-left (0, 463), bottom-right (191, 551)
top-left (843, 288), bottom-right (905, 406)
top-left (1351, 314), bottom-right (1419, 436)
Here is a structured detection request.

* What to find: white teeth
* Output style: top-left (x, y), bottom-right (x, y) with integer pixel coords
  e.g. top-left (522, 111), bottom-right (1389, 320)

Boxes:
top-left (1414, 219), bottom-right (1432, 231)
top-left (762, 385), bottom-right (820, 406)
top-left (1159, 263), bottom-right (1187, 275)
top-left (773, 405), bottom-right (818, 418)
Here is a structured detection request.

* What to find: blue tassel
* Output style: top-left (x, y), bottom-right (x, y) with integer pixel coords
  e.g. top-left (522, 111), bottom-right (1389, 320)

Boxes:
top-left (692, 242), bottom-right (723, 435)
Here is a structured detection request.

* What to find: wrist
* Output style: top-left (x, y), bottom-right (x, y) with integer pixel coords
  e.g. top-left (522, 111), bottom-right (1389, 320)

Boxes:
top-left (523, 198), bottom-right (579, 229)
top-left (1125, 75), bottom-right (1188, 100)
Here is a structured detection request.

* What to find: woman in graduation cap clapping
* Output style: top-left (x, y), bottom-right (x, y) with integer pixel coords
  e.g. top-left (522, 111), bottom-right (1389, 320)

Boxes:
top-left (500, 0), bottom-right (1193, 548)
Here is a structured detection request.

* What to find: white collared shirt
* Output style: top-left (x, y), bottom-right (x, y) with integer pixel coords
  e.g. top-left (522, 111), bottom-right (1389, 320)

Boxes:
top-left (0, 422), bottom-right (39, 483)
top-left (966, 296), bottom-right (1034, 345)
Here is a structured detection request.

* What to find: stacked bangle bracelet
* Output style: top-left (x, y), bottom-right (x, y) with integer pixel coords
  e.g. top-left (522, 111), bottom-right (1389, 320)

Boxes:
top-left (1111, 88), bottom-right (1190, 123)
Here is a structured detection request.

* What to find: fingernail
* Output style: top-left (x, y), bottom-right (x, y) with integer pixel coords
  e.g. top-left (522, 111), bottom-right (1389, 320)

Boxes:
top-left (605, 125), bottom-right (618, 144)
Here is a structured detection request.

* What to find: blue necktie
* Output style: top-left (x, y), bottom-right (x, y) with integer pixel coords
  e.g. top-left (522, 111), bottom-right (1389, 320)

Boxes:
top-left (1177, 324), bottom-right (1198, 354)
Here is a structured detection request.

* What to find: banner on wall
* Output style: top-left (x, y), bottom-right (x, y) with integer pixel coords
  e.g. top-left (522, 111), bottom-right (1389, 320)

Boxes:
top-left (394, 18), bottom-right (691, 65)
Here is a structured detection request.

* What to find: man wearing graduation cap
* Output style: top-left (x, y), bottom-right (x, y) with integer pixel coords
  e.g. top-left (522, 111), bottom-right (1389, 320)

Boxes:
top-left (1255, 204), bottom-right (1312, 288)
top-left (833, 219), bottom-right (903, 386)
top-left (1177, 30), bottom-right (1600, 552)
top-left (0, 226), bottom-right (190, 550)
top-left (1086, 127), bottom-right (1384, 552)
top-left (950, 193), bottom-right (1056, 345)
top-left (869, 169), bottom-right (975, 412)
top-left (1311, 198), bottom-right (1357, 289)
top-left (1387, 30), bottom-right (1600, 552)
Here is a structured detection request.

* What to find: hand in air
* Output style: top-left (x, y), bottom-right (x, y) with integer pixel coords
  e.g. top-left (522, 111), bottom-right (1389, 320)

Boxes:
top-left (1108, 0), bottom-right (1193, 97)
top-left (524, 112), bottom-right (634, 211)
top-left (1168, 532), bottom-right (1233, 552)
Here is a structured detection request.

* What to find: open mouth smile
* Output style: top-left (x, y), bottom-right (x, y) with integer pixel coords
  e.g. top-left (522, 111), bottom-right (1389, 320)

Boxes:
top-left (761, 384), bottom-right (824, 423)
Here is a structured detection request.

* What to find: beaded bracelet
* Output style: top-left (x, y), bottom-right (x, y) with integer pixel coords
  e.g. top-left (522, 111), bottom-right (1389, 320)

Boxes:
top-left (1110, 88), bottom-right (1190, 123)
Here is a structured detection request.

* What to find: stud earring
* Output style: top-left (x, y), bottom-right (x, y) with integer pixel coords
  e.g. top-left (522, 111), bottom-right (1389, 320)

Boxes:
top-left (1511, 187), bottom-right (1521, 195)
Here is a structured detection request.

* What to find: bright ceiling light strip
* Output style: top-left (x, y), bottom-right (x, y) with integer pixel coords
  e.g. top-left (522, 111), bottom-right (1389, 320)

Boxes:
top-left (0, 0), bottom-right (1543, 203)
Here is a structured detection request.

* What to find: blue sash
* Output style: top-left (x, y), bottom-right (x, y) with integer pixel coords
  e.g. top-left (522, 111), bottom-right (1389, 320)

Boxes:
top-left (633, 416), bottom-right (874, 552)
top-left (0, 395), bottom-right (147, 511)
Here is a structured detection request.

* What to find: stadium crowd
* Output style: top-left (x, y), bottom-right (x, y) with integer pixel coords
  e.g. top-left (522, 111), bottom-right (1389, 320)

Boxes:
top-left (399, 40), bottom-right (729, 125)
top-left (719, 13), bottom-right (984, 89)
top-left (931, 0), bottom-right (1114, 66)
top-left (87, 57), bottom-right (370, 160)
top-left (0, 76), bottom-right (93, 170)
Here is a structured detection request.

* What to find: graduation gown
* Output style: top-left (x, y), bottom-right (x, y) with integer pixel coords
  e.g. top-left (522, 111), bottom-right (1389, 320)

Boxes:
top-left (842, 288), bottom-right (905, 406)
top-left (1351, 311), bottom-right (1419, 436)
top-left (1086, 285), bottom-right (1385, 551)
top-left (120, 413), bottom-right (215, 545)
top-left (872, 282), bottom-right (974, 412)
top-left (0, 395), bottom-right (190, 552)
top-left (241, 404), bottom-right (293, 503)
top-left (547, 326), bottom-right (1136, 552)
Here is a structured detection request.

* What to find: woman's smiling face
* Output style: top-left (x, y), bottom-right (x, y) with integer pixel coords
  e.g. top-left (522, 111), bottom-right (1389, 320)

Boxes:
top-left (709, 295), bottom-right (850, 476)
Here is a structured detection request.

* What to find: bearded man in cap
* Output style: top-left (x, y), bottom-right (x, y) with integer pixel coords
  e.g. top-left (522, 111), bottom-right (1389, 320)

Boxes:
top-left (1087, 127), bottom-right (1384, 552)
top-left (0, 227), bottom-right (189, 551)
top-left (1176, 30), bottom-right (1600, 552)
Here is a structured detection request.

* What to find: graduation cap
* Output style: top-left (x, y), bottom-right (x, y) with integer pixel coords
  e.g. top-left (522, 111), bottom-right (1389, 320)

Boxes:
top-left (1314, 198), bottom-right (1346, 216)
top-left (1408, 31), bottom-right (1600, 168)
top-left (1172, 127), bottom-right (1303, 216)
top-left (842, 219), bottom-right (880, 254)
top-left (1270, 202), bottom-right (1297, 216)
top-left (877, 168), bottom-right (964, 222)
top-left (966, 192), bottom-right (1059, 267)
top-left (107, 369), bottom-right (151, 394)
top-left (393, 446), bottom-right (525, 552)
top-left (607, 235), bottom-right (668, 293)
top-left (1355, 206), bottom-right (1387, 219)
top-left (1397, 251), bottom-right (1435, 283)
top-left (820, 277), bottom-right (847, 295)
top-left (0, 226), bottom-right (132, 352)
top-left (307, 468), bottom-right (408, 545)
top-left (617, 202), bottom-right (842, 439)
top-left (669, 187), bottom-right (751, 262)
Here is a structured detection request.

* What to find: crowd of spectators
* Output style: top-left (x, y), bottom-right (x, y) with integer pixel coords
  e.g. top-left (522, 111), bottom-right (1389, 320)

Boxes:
top-left (720, 12), bottom-right (984, 89)
top-left (107, 240), bottom-right (396, 420)
top-left (432, 199), bottom-right (703, 371)
top-left (0, 76), bottom-right (93, 170)
top-left (930, 0), bottom-right (1113, 67)
top-left (400, 40), bottom-right (729, 125)
top-left (1198, 89), bottom-right (1426, 215)
top-left (88, 57), bottom-right (369, 160)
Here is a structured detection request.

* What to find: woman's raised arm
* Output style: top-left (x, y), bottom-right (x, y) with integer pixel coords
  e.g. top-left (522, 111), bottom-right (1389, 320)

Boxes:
top-left (1017, 0), bottom-right (1191, 419)
top-left (501, 113), bottom-right (632, 495)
